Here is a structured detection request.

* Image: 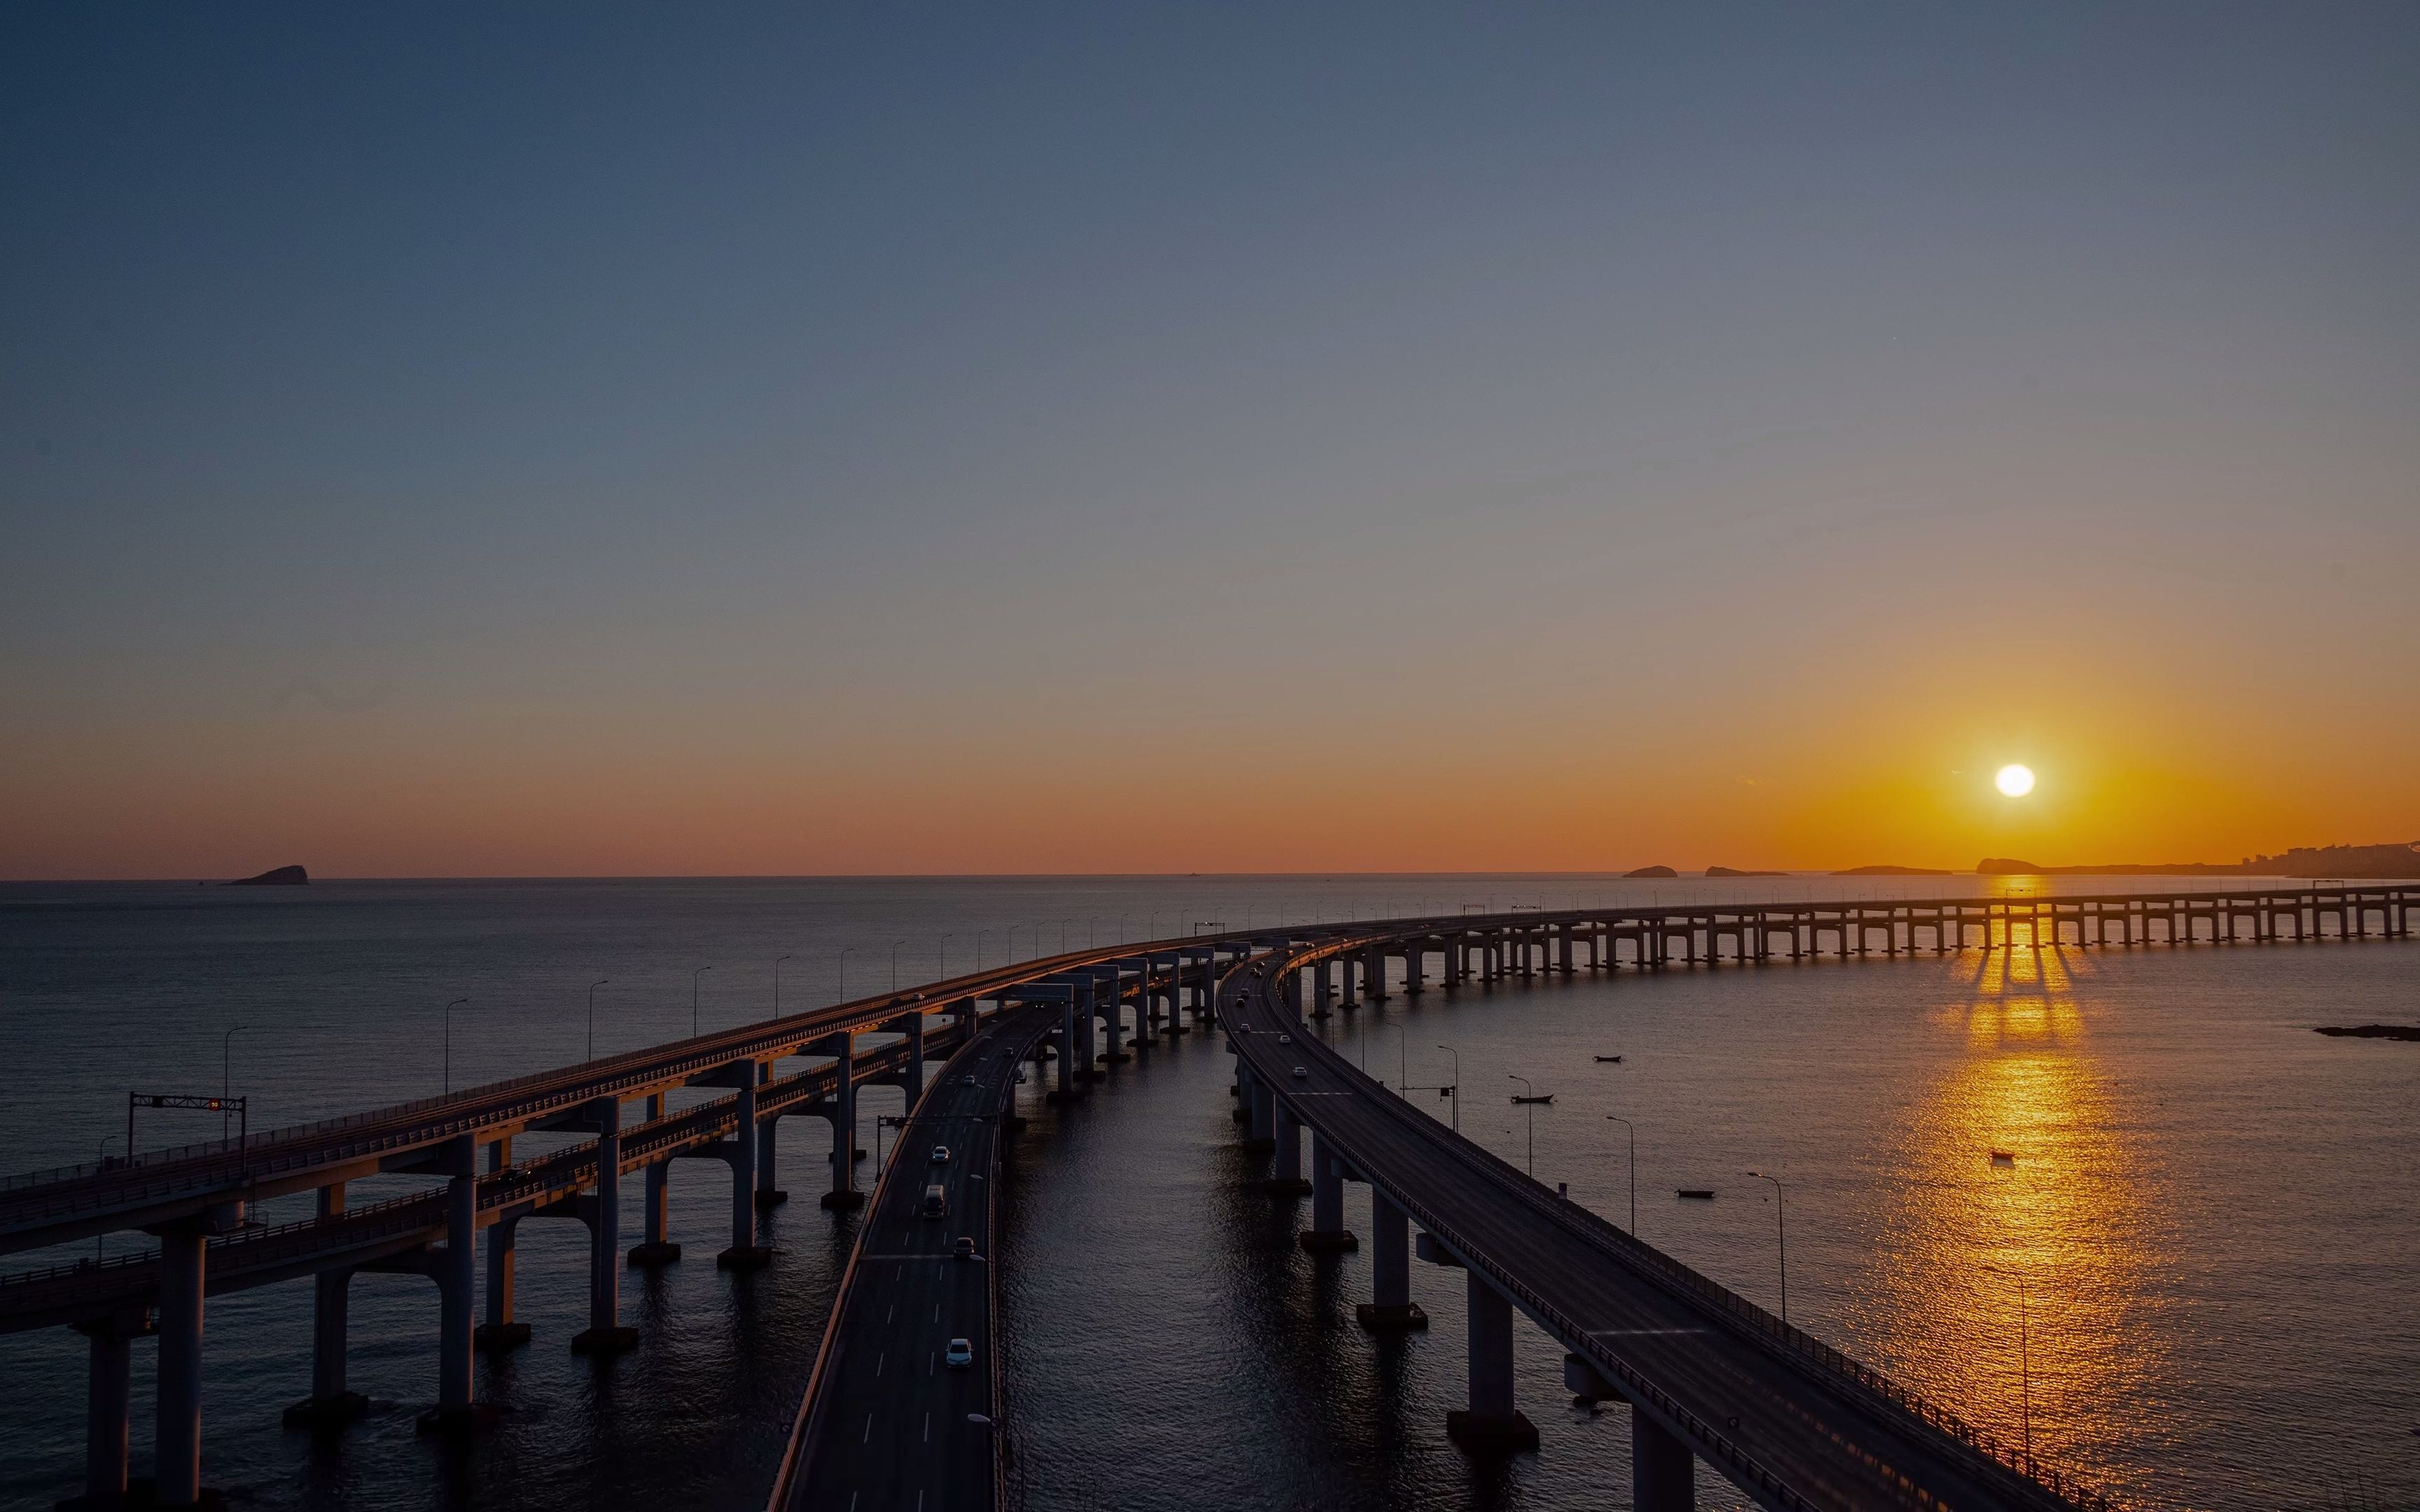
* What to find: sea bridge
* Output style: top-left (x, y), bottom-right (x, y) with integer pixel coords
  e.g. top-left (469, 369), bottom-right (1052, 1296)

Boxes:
top-left (6, 884), bottom-right (2411, 1509)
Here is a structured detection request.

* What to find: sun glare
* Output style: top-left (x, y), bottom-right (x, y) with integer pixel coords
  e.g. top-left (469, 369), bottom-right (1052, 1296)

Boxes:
top-left (1995, 764), bottom-right (2036, 798)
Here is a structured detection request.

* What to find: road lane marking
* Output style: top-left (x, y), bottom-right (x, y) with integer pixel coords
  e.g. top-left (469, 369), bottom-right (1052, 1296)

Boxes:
top-left (1586, 1327), bottom-right (1710, 1337)
top-left (875, 1351), bottom-right (885, 1377)
top-left (923, 1411), bottom-right (931, 1442)
top-left (862, 1413), bottom-right (874, 1443)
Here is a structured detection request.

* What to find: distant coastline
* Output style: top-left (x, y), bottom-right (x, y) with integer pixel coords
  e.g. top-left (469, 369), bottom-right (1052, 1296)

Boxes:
top-left (1977, 841), bottom-right (2420, 881)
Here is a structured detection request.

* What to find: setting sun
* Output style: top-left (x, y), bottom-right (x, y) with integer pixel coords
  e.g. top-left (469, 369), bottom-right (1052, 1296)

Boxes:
top-left (1995, 764), bottom-right (2037, 798)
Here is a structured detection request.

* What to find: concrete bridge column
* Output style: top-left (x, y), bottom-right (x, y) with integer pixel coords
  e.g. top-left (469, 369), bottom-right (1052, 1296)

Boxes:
top-left (1312, 962), bottom-right (1333, 1019)
top-left (1356, 1192), bottom-right (1427, 1330)
top-left (1365, 945), bottom-right (1386, 1000)
top-left (756, 1090), bottom-right (785, 1210)
top-left (821, 1031), bottom-right (865, 1208)
top-left (1632, 1409), bottom-right (1696, 1510)
top-left (475, 1142), bottom-right (532, 1351)
top-left (721, 1067), bottom-right (773, 1270)
top-left (1300, 1131), bottom-right (1356, 1252)
top-left (437, 1136), bottom-right (479, 1401)
top-left (286, 1183), bottom-right (377, 1420)
top-left (1247, 1079), bottom-right (1276, 1147)
top-left (1102, 976), bottom-right (1130, 1063)
top-left (1264, 1103), bottom-right (1309, 1195)
top-left (572, 1100), bottom-right (637, 1354)
top-left (632, 1093), bottom-right (679, 1265)
top-left (1051, 1005), bottom-right (1076, 1101)
top-left (74, 1310), bottom-right (141, 1505)
top-left (151, 1221), bottom-right (207, 1503)
top-left (1447, 1272), bottom-right (1538, 1452)
top-left (1341, 955), bottom-right (1358, 1009)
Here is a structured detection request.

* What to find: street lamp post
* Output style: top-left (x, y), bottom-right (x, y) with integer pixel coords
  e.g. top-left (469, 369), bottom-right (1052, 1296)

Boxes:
top-left (442, 1000), bottom-right (469, 1096)
top-left (939, 935), bottom-right (954, 979)
top-left (1605, 1115), bottom-right (1636, 1233)
top-left (587, 979), bottom-right (609, 1060)
top-left (774, 955), bottom-right (792, 1020)
top-left (1508, 1075), bottom-right (1538, 1176)
top-left (1981, 1262), bottom-right (2033, 1469)
top-left (1391, 1025), bottom-right (1408, 1098)
top-left (891, 939), bottom-right (908, 993)
top-left (975, 932), bottom-right (991, 969)
top-left (221, 1026), bottom-right (250, 1140)
top-left (1436, 1044), bottom-right (1459, 1133)
top-left (837, 948), bottom-right (853, 1003)
top-left (691, 966), bottom-right (712, 1037)
top-left (1744, 1170), bottom-right (1788, 1324)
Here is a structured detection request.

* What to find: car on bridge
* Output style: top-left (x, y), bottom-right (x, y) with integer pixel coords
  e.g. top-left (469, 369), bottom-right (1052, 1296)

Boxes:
top-left (953, 1236), bottom-right (976, 1260)
top-left (930, 1145), bottom-right (951, 1163)
top-left (944, 1338), bottom-right (973, 1369)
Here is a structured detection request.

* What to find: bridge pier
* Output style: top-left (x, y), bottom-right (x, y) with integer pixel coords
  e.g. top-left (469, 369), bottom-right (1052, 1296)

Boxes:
top-left (1632, 1408), bottom-right (1696, 1509)
top-left (630, 1094), bottom-right (681, 1265)
top-left (754, 1072), bottom-right (786, 1210)
top-left (820, 1032), bottom-right (865, 1210)
top-left (150, 1219), bottom-right (208, 1503)
top-left (1100, 972), bottom-right (1130, 1063)
top-left (1446, 1271), bottom-right (1538, 1453)
top-left (438, 1139), bottom-right (480, 1401)
top-left (1263, 1104), bottom-right (1310, 1195)
top-left (279, 1185), bottom-right (376, 1423)
top-left (571, 1100), bottom-right (638, 1355)
top-left (1356, 1191), bottom-right (1427, 1330)
top-left (475, 1142), bottom-right (534, 1349)
top-left (721, 1065), bottom-right (773, 1270)
top-left (1299, 1132), bottom-right (1356, 1252)
top-left (71, 1308), bottom-right (145, 1508)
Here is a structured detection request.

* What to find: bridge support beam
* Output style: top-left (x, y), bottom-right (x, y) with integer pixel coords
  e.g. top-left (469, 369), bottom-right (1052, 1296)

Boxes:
top-left (1632, 1408), bottom-right (1696, 1510)
top-left (820, 1032), bottom-right (865, 1210)
top-left (150, 1221), bottom-right (207, 1503)
top-left (571, 1100), bottom-right (638, 1355)
top-left (721, 1067), bottom-right (773, 1270)
top-left (475, 1142), bottom-right (533, 1350)
top-left (1445, 1273), bottom-right (1538, 1454)
top-left (631, 1094), bottom-right (681, 1265)
top-left (286, 1183), bottom-right (375, 1422)
top-left (1263, 1103), bottom-right (1310, 1195)
top-left (73, 1309), bottom-right (144, 1506)
top-left (755, 1076), bottom-right (786, 1210)
top-left (1356, 1191), bottom-right (1428, 1330)
top-left (1299, 1131), bottom-right (1357, 1252)
top-left (438, 1141), bottom-right (479, 1401)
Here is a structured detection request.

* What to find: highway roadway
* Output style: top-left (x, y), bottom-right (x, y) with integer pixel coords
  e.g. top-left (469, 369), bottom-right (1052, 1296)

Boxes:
top-left (772, 1004), bottom-right (1055, 1512)
top-left (1224, 941), bottom-right (2102, 1512)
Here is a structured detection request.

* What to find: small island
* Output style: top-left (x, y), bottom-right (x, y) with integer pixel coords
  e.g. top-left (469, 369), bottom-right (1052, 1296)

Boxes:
top-left (228, 865), bottom-right (309, 886)
top-left (1706, 867), bottom-right (1787, 877)
top-left (1833, 864), bottom-right (1952, 876)
top-left (1622, 864), bottom-right (1678, 879)
top-left (2314, 1024), bottom-right (2420, 1043)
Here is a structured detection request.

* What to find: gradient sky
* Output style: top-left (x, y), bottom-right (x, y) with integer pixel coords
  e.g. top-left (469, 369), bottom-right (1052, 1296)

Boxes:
top-left (5, 5), bottom-right (2417, 878)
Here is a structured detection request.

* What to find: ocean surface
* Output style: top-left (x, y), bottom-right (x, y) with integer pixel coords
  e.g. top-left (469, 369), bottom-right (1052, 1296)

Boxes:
top-left (1, 875), bottom-right (2414, 1512)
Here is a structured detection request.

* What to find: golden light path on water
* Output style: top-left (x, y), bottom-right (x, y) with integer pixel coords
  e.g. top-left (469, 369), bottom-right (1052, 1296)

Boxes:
top-left (1858, 936), bottom-right (2172, 1488)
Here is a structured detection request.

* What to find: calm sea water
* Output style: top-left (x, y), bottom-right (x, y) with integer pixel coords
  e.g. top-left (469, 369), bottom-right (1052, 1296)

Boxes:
top-left (1, 876), bottom-right (2414, 1512)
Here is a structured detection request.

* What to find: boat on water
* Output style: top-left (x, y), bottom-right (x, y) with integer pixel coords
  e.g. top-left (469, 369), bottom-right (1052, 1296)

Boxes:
top-left (1677, 1189), bottom-right (1716, 1200)
top-left (1593, 1054), bottom-right (1623, 1063)
top-left (1989, 1149), bottom-right (2017, 1166)
top-left (1510, 1093), bottom-right (1555, 1105)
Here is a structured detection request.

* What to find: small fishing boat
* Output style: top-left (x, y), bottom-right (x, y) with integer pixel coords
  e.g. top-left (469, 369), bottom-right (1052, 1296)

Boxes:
top-left (1593, 1054), bottom-right (1624, 1063)
top-left (1989, 1149), bottom-right (2016, 1167)
top-left (1510, 1093), bottom-right (1555, 1105)
top-left (1676, 1189), bottom-right (1716, 1200)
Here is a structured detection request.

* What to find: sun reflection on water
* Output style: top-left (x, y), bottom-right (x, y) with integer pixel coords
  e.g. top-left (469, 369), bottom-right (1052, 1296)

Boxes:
top-left (1869, 944), bottom-right (2166, 1488)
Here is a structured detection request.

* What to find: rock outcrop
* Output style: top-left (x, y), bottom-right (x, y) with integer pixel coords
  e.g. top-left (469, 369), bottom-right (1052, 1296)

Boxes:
top-left (228, 865), bottom-right (309, 886)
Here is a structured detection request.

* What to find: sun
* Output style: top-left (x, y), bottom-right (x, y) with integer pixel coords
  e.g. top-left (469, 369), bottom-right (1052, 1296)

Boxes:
top-left (1995, 764), bottom-right (2036, 798)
